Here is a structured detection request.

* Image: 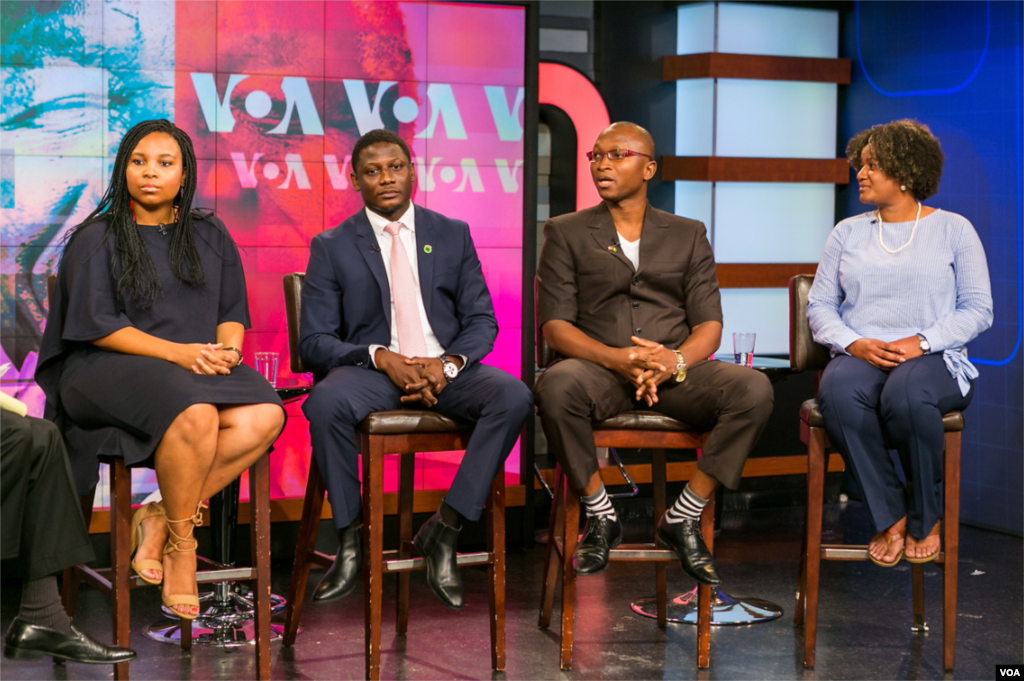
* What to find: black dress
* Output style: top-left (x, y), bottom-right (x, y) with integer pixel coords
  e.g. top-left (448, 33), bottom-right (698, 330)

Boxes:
top-left (36, 213), bottom-right (285, 494)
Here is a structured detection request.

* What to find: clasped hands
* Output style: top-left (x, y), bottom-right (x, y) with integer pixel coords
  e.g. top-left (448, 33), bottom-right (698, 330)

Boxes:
top-left (175, 342), bottom-right (240, 375)
top-left (610, 335), bottom-right (679, 407)
top-left (375, 348), bottom-right (454, 407)
top-left (846, 336), bottom-right (924, 370)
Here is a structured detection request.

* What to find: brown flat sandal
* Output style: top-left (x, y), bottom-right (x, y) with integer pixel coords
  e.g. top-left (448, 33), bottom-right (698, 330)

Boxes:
top-left (905, 523), bottom-right (941, 564)
top-left (868, 528), bottom-right (906, 568)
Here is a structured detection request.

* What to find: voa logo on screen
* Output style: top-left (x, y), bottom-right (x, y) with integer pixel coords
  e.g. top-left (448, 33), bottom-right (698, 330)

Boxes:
top-left (190, 74), bottom-right (524, 193)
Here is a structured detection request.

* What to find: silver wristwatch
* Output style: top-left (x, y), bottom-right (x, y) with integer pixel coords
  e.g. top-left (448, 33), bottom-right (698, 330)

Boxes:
top-left (439, 355), bottom-right (460, 382)
top-left (916, 334), bottom-right (931, 355)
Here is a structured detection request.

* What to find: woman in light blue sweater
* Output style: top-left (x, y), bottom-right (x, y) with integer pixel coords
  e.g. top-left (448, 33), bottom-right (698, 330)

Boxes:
top-left (807, 119), bottom-right (992, 567)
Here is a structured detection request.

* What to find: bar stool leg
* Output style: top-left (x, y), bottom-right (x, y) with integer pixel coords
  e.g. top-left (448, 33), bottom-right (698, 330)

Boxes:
top-left (397, 453), bottom-right (415, 636)
top-left (560, 480), bottom-right (579, 671)
top-left (651, 449), bottom-right (668, 627)
top-left (486, 472), bottom-right (506, 671)
top-left (111, 461), bottom-right (132, 681)
top-left (943, 430), bottom-right (961, 671)
top-left (538, 465), bottom-right (564, 628)
top-left (802, 426), bottom-right (827, 668)
top-left (911, 564), bottom-right (926, 631)
top-left (696, 494), bottom-right (714, 669)
top-left (283, 459), bottom-right (326, 646)
top-left (250, 453), bottom-right (272, 680)
top-left (362, 435), bottom-right (385, 681)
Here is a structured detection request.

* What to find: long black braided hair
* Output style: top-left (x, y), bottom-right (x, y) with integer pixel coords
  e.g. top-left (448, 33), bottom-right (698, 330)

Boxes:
top-left (70, 119), bottom-right (206, 308)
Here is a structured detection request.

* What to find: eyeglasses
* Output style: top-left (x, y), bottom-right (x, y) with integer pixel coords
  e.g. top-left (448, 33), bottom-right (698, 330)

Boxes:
top-left (586, 149), bottom-right (653, 163)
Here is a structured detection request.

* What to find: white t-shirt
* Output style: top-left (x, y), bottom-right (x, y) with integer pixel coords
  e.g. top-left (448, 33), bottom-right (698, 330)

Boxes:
top-left (617, 231), bottom-right (640, 270)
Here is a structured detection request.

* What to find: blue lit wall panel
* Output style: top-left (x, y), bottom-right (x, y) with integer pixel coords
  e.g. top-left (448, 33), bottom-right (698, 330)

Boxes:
top-left (675, 79), bottom-right (714, 157)
top-left (716, 81), bottom-right (837, 159)
top-left (717, 3), bottom-right (837, 59)
top-left (673, 181), bottom-right (713, 235)
top-left (713, 183), bottom-right (834, 263)
top-left (676, 3), bottom-right (716, 56)
top-left (718, 289), bottom-right (789, 357)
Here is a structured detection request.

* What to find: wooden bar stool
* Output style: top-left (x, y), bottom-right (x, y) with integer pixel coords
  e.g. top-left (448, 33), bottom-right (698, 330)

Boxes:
top-left (537, 417), bottom-right (713, 670)
top-left (280, 272), bottom-right (506, 681)
top-left (59, 454), bottom-right (273, 680)
top-left (789, 273), bottom-right (963, 670)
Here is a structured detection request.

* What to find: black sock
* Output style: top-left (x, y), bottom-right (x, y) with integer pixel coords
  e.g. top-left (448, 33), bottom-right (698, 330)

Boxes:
top-left (439, 500), bottom-right (463, 530)
top-left (19, 576), bottom-right (72, 635)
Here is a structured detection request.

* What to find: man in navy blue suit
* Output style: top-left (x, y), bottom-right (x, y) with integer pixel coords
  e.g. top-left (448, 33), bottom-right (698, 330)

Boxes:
top-left (300, 129), bottom-right (532, 610)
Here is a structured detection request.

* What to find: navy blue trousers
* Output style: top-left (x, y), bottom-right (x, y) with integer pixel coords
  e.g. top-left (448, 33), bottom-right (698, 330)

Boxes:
top-left (817, 353), bottom-right (973, 539)
top-left (302, 363), bottom-right (532, 529)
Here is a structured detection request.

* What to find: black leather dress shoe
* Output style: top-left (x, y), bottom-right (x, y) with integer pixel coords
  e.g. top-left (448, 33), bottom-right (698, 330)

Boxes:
top-left (572, 515), bottom-right (622, 576)
top-left (656, 515), bottom-right (722, 585)
top-left (313, 521), bottom-right (363, 602)
top-left (3, 618), bottom-right (136, 665)
top-left (413, 511), bottom-right (463, 611)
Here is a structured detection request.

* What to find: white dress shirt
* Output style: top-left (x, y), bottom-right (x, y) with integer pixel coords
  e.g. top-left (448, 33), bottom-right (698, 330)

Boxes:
top-left (365, 204), bottom-right (463, 369)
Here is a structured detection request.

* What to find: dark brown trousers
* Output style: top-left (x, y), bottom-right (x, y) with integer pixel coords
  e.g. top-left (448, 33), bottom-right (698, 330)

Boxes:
top-left (534, 359), bottom-right (774, 491)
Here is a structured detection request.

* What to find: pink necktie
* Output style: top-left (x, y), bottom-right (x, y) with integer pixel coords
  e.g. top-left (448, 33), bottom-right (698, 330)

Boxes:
top-left (384, 222), bottom-right (428, 358)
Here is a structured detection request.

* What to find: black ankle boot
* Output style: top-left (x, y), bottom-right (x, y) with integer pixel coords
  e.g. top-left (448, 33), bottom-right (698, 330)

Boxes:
top-left (413, 511), bottom-right (463, 611)
top-left (313, 521), bottom-right (363, 602)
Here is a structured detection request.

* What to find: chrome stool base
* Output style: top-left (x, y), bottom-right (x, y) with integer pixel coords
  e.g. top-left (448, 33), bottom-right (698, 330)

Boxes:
top-left (631, 587), bottom-right (783, 625)
top-left (145, 585), bottom-right (291, 646)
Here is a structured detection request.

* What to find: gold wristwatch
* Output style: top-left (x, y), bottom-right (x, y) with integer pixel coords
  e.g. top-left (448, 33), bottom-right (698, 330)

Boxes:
top-left (672, 350), bottom-right (687, 383)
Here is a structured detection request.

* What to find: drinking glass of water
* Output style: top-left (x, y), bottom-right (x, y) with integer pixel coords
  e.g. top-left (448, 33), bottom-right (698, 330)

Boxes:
top-left (733, 333), bottom-right (756, 368)
top-left (255, 352), bottom-right (279, 387)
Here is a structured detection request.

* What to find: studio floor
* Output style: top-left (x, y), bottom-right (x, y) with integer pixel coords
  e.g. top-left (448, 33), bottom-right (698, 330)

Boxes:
top-left (2, 502), bottom-right (1021, 681)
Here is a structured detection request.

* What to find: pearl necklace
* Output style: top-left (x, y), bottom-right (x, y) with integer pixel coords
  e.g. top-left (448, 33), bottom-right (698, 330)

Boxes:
top-left (876, 201), bottom-right (922, 254)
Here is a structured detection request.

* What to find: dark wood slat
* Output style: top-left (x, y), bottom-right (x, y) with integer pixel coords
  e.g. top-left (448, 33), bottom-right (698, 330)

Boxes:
top-left (87, 484), bottom-right (528, 532)
top-left (717, 263), bottom-right (818, 288)
top-left (664, 53), bottom-right (851, 84)
top-left (661, 156), bottom-right (850, 184)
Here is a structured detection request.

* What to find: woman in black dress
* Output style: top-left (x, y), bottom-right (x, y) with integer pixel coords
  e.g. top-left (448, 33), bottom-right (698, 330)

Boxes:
top-left (37, 120), bottom-right (285, 620)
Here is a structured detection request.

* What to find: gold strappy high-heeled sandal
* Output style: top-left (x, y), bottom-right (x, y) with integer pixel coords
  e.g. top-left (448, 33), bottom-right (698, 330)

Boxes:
top-left (161, 501), bottom-right (208, 620)
top-left (130, 501), bottom-right (166, 585)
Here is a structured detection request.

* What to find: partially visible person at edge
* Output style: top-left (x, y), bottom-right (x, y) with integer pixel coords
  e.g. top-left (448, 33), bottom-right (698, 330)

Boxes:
top-left (36, 119), bottom-right (286, 621)
top-left (2, 394), bottom-right (136, 665)
top-left (534, 121), bottom-right (774, 585)
top-left (807, 119), bottom-right (993, 568)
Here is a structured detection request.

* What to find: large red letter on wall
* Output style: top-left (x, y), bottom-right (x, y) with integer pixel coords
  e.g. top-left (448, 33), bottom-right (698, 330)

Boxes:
top-left (539, 62), bottom-right (611, 210)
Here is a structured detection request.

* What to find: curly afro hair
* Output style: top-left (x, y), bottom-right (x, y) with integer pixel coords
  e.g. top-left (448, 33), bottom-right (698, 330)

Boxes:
top-left (846, 119), bottom-right (945, 201)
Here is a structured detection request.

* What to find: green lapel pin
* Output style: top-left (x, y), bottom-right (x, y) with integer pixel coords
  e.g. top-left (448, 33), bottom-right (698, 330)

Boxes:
top-left (423, 245), bottom-right (433, 254)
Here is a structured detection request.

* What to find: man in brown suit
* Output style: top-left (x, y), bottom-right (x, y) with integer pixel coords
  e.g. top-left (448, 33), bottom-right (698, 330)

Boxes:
top-left (535, 122), bottom-right (773, 583)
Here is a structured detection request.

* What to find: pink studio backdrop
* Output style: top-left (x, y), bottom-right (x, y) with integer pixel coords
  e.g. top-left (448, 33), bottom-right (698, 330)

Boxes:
top-left (1, 0), bottom-right (526, 506)
top-left (179, 1), bottom-right (527, 502)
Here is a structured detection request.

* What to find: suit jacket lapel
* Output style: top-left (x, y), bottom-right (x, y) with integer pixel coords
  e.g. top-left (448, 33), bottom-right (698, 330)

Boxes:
top-left (414, 206), bottom-right (435, 320)
top-left (355, 213), bottom-right (392, 328)
top-left (587, 206), bottom-right (635, 272)
top-left (636, 204), bottom-right (669, 276)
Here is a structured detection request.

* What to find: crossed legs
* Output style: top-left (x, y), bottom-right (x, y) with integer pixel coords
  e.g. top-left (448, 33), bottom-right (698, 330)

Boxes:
top-left (133, 402), bottom-right (285, 616)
